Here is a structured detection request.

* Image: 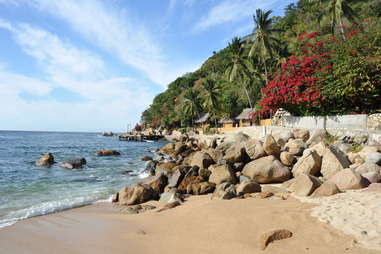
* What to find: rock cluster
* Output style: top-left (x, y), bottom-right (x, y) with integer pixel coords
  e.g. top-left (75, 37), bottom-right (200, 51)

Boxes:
top-left (113, 130), bottom-right (379, 210)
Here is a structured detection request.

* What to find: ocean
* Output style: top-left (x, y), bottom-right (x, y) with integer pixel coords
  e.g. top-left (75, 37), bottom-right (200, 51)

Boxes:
top-left (0, 130), bottom-right (164, 228)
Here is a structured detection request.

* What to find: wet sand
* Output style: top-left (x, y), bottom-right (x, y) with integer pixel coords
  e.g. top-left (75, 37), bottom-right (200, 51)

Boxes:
top-left (0, 195), bottom-right (379, 254)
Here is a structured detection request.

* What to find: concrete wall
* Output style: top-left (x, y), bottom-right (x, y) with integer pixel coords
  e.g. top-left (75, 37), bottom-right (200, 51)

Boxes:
top-left (282, 116), bottom-right (326, 129)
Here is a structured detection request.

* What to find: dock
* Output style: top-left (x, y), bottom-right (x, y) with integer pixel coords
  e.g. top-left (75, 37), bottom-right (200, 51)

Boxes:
top-left (118, 134), bottom-right (165, 142)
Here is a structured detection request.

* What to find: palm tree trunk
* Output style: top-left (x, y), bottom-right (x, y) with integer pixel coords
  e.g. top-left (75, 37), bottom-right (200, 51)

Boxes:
top-left (243, 84), bottom-right (253, 109)
top-left (339, 16), bottom-right (345, 39)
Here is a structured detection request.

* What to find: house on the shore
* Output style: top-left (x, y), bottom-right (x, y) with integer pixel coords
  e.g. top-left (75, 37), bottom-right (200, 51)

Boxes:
top-left (195, 113), bottom-right (210, 130)
top-left (219, 117), bottom-right (238, 131)
top-left (236, 108), bottom-right (255, 127)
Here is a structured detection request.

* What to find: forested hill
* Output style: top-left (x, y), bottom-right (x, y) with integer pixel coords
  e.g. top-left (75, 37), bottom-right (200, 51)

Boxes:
top-left (141, 0), bottom-right (381, 129)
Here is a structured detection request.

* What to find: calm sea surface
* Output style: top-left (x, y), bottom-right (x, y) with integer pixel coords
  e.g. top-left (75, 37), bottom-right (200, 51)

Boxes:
top-left (0, 131), bottom-right (164, 228)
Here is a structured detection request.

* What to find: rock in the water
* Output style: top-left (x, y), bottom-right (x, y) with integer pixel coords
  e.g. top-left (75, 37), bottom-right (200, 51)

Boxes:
top-left (311, 181), bottom-right (340, 197)
top-left (292, 129), bottom-right (310, 142)
top-left (208, 164), bottom-right (236, 185)
top-left (285, 139), bottom-right (306, 156)
top-left (35, 153), bottom-right (55, 167)
top-left (321, 146), bottom-right (350, 179)
top-left (244, 139), bottom-right (266, 160)
top-left (159, 188), bottom-right (182, 204)
top-left (59, 158), bottom-right (87, 169)
top-left (259, 229), bottom-right (293, 250)
top-left (141, 155), bottom-right (153, 161)
top-left (290, 174), bottom-right (321, 196)
top-left (329, 168), bottom-right (369, 191)
top-left (112, 192), bottom-right (119, 203)
top-left (145, 160), bottom-right (156, 175)
top-left (236, 180), bottom-right (261, 196)
top-left (191, 182), bottom-right (216, 195)
top-left (190, 151), bottom-right (214, 169)
top-left (263, 135), bottom-right (280, 156)
top-left (95, 149), bottom-right (121, 156)
top-left (291, 150), bottom-right (321, 177)
top-left (280, 152), bottom-right (295, 166)
top-left (366, 152), bottom-right (381, 165)
top-left (212, 182), bottom-right (236, 200)
top-left (167, 169), bottom-right (185, 188)
top-left (118, 183), bottom-right (155, 205)
top-left (242, 156), bottom-right (291, 183)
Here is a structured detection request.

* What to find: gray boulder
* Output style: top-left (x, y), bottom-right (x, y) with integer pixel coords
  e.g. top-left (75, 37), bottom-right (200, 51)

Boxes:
top-left (35, 153), bottom-right (55, 167)
top-left (291, 150), bottom-right (321, 177)
top-left (212, 183), bottom-right (236, 200)
top-left (159, 188), bottom-right (182, 204)
top-left (190, 151), bottom-right (214, 169)
top-left (119, 183), bottom-right (155, 205)
top-left (59, 158), bottom-right (87, 169)
top-left (311, 181), bottom-right (340, 198)
top-left (263, 135), bottom-right (280, 156)
top-left (321, 146), bottom-right (350, 179)
top-left (167, 169), bottom-right (185, 188)
top-left (285, 139), bottom-right (306, 156)
top-left (242, 156), bottom-right (291, 183)
top-left (290, 174), bottom-right (321, 196)
top-left (209, 164), bottom-right (236, 185)
top-left (236, 180), bottom-right (261, 196)
top-left (329, 168), bottom-right (369, 191)
top-left (244, 139), bottom-right (266, 160)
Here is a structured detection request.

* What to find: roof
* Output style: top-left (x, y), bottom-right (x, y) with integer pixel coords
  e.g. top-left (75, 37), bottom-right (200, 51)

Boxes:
top-left (236, 108), bottom-right (255, 120)
top-left (219, 117), bottom-right (234, 124)
top-left (195, 113), bottom-right (210, 123)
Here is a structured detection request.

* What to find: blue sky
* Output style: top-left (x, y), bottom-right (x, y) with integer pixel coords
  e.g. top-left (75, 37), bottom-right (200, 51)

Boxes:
top-left (0, 0), bottom-right (295, 132)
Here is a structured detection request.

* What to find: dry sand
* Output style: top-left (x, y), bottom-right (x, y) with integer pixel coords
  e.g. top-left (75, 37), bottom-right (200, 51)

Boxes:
top-left (0, 195), bottom-right (379, 254)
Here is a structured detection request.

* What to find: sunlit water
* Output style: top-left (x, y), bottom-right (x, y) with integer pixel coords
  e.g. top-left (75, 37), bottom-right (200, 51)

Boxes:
top-left (0, 131), bottom-right (165, 228)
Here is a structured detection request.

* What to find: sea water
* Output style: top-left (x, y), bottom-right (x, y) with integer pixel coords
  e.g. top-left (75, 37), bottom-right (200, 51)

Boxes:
top-left (0, 131), bottom-right (165, 228)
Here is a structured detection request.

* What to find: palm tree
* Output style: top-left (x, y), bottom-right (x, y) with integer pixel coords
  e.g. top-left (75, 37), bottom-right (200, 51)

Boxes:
top-left (247, 9), bottom-right (281, 85)
top-left (181, 89), bottom-right (200, 127)
top-left (225, 37), bottom-right (256, 109)
top-left (198, 78), bottom-right (220, 127)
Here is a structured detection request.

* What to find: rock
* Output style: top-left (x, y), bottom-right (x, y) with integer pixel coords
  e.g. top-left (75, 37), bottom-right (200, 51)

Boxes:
top-left (191, 182), bottom-right (216, 195)
top-left (244, 139), bottom-right (266, 160)
top-left (212, 182), bottom-right (236, 200)
top-left (366, 152), bottom-right (381, 165)
top-left (242, 156), bottom-right (291, 184)
top-left (155, 162), bottom-right (177, 175)
top-left (291, 150), bottom-right (321, 177)
top-left (261, 185), bottom-right (289, 194)
top-left (333, 142), bottom-right (352, 154)
top-left (236, 180), bottom-right (261, 196)
top-left (359, 146), bottom-right (379, 161)
top-left (217, 132), bottom-right (250, 152)
top-left (285, 139), bottom-right (306, 156)
top-left (321, 146), bottom-right (351, 179)
top-left (280, 152), bottom-right (295, 166)
top-left (157, 201), bottom-right (181, 212)
top-left (239, 175), bottom-right (251, 184)
top-left (118, 183), bottom-right (155, 205)
top-left (263, 135), bottom-right (280, 156)
top-left (309, 142), bottom-right (327, 157)
top-left (259, 229), bottom-right (293, 250)
top-left (159, 143), bottom-right (175, 154)
top-left (173, 142), bottom-right (187, 156)
top-left (233, 162), bottom-right (245, 171)
top-left (347, 152), bottom-right (364, 164)
top-left (329, 168), bottom-right (370, 191)
top-left (209, 164), bottom-right (236, 185)
top-left (95, 149), bottom-right (121, 156)
top-left (361, 171), bottom-right (381, 184)
top-left (223, 143), bottom-right (247, 164)
top-left (250, 192), bottom-right (274, 199)
top-left (306, 129), bottom-right (327, 146)
top-left (311, 181), bottom-right (340, 197)
top-left (159, 189), bottom-right (182, 204)
top-left (141, 155), bottom-right (153, 161)
top-left (59, 158), bottom-right (87, 169)
top-left (290, 174), bottom-right (321, 196)
top-left (142, 173), bottom-right (168, 195)
top-left (355, 162), bottom-right (381, 175)
top-left (112, 192), bottom-right (119, 202)
top-left (365, 183), bottom-right (381, 192)
top-left (190, 151), bottom-right (214, 169)
top-left (145, 160), bottom-right (156, 175)
top-left (167, 169), bottom-right (185, 188)
top-left (198, 167), bottom-right (211, 180)
top-left (35, 153), bottom-right (54, 167)
top-left (272, 131), bottom-right (294, 148)
top-left (204, 148), bottom-right (223, 164)
top-left (177, 175), bottom-right (203, 194)
top-left (292, 129), bottom-right (310, 142)
top-left (281, 178), bottom-right (296, 190)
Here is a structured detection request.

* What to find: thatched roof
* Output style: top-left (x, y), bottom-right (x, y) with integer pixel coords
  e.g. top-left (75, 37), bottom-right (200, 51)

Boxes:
top-left (219, 117), bottom-right (234, 124)
top-left (236, 108), bottom-right (255, 120)
top-left (195, 113), bottom-right (210, 123)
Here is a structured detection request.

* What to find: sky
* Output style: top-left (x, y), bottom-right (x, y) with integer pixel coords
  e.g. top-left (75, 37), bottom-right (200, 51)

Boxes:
top-left (0, 0), bottom-right (295, 132)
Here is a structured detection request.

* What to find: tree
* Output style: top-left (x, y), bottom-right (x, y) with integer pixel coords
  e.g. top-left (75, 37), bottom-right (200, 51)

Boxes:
top-left (180, 88), bottom-right (201, 126)
top-left (198, 78), bottom-right (221, 126)
top-left (247, 9), bottom-right (281, 84)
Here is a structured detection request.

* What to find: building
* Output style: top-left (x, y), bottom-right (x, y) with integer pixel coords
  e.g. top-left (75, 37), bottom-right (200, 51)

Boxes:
top-left (236, 108), bottom-right (255, 127)
top-left (195, 113), bottom-right (210, 129)
top-left (218, 117), bottom-right (237, 131)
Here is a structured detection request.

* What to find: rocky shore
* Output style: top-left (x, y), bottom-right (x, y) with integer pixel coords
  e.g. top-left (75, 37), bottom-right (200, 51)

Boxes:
top-left (111, 128), bottom-right (381, 250)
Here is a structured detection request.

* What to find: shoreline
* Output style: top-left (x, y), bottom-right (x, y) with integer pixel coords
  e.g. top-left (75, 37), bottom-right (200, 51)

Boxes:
top-left (0, 194), bottom-right (379, 254)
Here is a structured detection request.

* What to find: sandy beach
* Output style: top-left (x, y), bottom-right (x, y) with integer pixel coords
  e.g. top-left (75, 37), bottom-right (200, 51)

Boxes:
top-left (0, 194), bottom-right (379, 254)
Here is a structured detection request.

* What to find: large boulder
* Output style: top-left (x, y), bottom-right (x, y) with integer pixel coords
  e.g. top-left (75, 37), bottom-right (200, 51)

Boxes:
top-left (217, 132), bottom-right (250, 153)
top-left (272, 131), bottom-right (294, 148)
top-left (212, 182), bottom-right (236, 200)
top-left (145, 160), bottom-right (156, 175)
top-left (204, 148), bottom-right (223, 164)
top-left (329, 168), bottom-right (370, 191)
top-left (177, 175), bottom-right (203, 194)
top-left (159, 143), bottom-right (175, 154)
top-left (167, 169), bottom-right (185, 188)
top-left (311, 181), bottom-right (340, 198)
top-left (285, 139), bottom-right (306, 156)
top-left (291, 150), bottom-right (321, 177)
top-left (35, 153), bottom-right (54, 167)
top-left (191, 182), bottom-right (216, 195)
top-left (292, 129), bottom-right (310, 142)
top-left (59, 158), bottom-right (87, 169)
top-left (354, 162), bottom-right (381, 183)
top-left (236, 180), bottom-right (261, 196)
top-left (290, 174), bottom-right (321, 196)
top-left (159, 188), bottom-right (182, 204)
top-left (321, 146), bottom-right (351, 179)
top-left (347, 152), bottom-right (364, 164)
top-left (173, 142), bottom-right (187, 156)
top-left (155, 162), bottom-right (177, 175)
top-left (280, 152), bottom-right (295, 166)
top-left (309, 142), bottom-right (327, 157)
top-left (142, 173), bottom-right (168, 195)
top-left (263, 135), bottom-right (280, 156)
top-left (366, 152), bottom-right (381, 165)
top-left (244, 139), bottom-right (266, 160)
top-left (208, 164), bottom-right (236, 185)
top-left (359, 146), bottom-right (379, 161)
top-left (190, 151), bottom-right (214, 169)
top-left (118, 183), bottom-right (155, 205)
top-left (95, 149), bottom-right (120, 156)
top-left (306, 129), bottom-right (327, 146)
top-left (242, 156), bottom-right (291, 183)
top-left (223, 143), bottom-right (247, 164)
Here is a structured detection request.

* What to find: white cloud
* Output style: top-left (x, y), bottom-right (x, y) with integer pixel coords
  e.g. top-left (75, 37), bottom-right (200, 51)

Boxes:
top-left (194, 0), bottom-right (278, 32)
